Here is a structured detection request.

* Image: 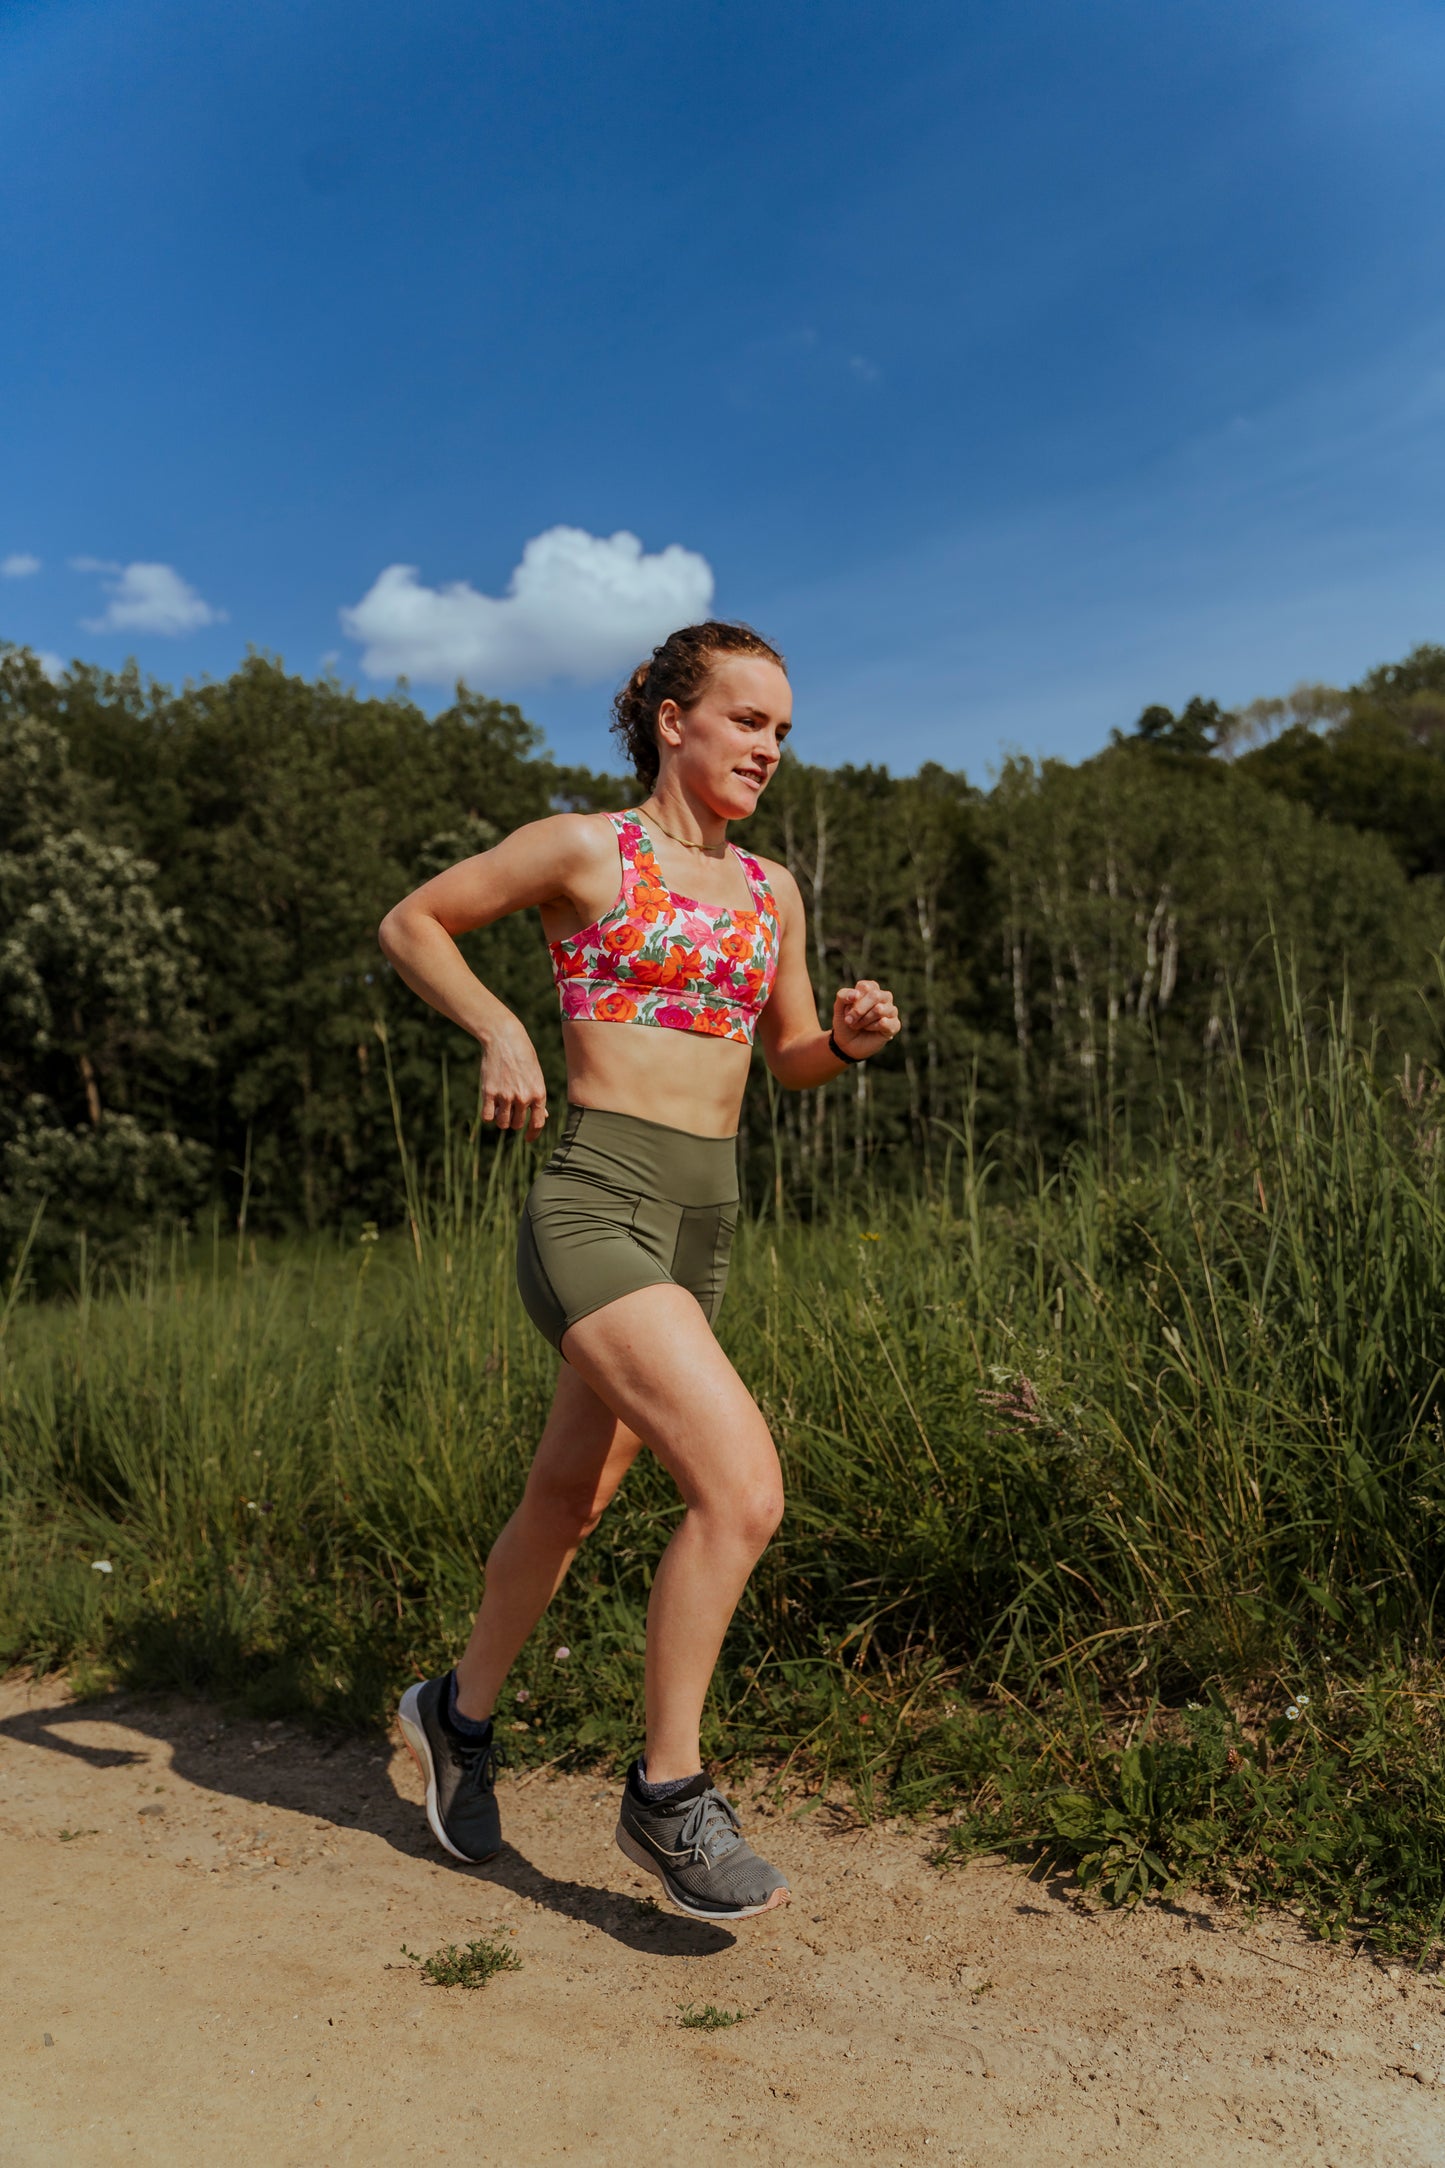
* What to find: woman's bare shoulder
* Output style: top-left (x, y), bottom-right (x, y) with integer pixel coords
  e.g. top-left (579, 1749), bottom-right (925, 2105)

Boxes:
top-left (507, 807), bottom-right (622, 876)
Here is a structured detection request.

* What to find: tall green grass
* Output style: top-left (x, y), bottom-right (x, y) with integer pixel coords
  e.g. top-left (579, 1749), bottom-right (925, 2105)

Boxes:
top-left (4, 982), bottom-right (1445, 1950)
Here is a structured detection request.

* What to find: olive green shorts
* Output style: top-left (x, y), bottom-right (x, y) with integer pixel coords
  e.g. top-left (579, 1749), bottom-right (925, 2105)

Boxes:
top-left (516, 1104), bottom-right (740, 1354)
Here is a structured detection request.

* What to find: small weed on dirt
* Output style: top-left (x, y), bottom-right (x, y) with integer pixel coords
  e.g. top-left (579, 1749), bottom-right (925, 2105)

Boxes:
top-left (399, 1936), bottom-right (521, 1989)
top-left (678, 2002), bottom-right (750, 2030)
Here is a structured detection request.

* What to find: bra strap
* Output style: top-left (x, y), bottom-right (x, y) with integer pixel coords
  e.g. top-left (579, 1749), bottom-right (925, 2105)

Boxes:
top-left (732, 843), bottom-right (771, 910)
top-left (611, 809), bottom-right (642, 886)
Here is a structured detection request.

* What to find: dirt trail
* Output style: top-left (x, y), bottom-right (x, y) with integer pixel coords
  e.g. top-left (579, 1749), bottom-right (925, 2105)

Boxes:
top-left (3, 1674), bottom-right (1444, 2165)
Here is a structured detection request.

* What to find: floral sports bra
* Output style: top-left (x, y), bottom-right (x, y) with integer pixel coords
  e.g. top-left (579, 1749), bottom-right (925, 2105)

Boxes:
top-left (550, 811), bottom-right (781, 1045)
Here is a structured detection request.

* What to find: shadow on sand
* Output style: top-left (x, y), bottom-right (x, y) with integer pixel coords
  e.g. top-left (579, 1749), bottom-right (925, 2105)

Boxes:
top-left (0, 1684), bottom-right (738, 1957)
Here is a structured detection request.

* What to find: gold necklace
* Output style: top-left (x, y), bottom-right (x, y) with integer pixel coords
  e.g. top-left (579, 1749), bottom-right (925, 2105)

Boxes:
top-left (639, 803), bottom-right (730, 858)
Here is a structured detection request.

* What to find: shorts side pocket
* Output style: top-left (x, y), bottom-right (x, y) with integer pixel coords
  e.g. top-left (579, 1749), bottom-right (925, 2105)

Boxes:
top-left (674, 1200), bottom-right (738, 1326)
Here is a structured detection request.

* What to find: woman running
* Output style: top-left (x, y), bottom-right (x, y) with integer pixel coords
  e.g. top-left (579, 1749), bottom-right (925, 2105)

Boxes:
top-left (380, 620), bottom-right (901, 1921)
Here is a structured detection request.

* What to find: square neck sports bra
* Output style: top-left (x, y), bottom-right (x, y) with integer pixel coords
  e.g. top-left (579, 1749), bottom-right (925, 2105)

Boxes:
top-left (549, 809), bottom-right (780, 1045)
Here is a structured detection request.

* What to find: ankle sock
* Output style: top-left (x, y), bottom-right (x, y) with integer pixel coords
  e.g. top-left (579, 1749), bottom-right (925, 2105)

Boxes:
top-left (445, 1670), bottom-right (493, 1741)
top-left (633, 1758), bottom-right (704, 1804)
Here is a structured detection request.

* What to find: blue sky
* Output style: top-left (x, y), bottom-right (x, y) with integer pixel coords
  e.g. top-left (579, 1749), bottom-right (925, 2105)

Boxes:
top-left (3, 0), bottom-right (1444, 777)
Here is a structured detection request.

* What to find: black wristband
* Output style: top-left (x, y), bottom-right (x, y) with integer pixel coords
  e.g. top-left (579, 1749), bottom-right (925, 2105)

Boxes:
top-left (828, 1029), bottom-right (863, 1065)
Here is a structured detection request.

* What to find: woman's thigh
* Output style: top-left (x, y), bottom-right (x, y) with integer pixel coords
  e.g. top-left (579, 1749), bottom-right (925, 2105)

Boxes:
top-left (560, 1283), bottom-right (779, 1511)
top-left (522, 1358), bottom-right (645, 1524)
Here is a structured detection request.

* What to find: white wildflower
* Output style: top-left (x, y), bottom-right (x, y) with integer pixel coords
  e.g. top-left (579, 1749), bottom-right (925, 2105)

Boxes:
top-left (90, 1560), bottom-right (113, 1574)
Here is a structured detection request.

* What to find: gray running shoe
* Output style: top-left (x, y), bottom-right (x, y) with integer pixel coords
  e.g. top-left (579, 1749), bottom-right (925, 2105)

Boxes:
top-left (398, 1674), bottom-right (504, 1863)
top-left (615, 1764), bottom-right (789, 1921)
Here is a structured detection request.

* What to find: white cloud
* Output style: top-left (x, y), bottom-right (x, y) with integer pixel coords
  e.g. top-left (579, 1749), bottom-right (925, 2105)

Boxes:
top-left (77, 559), bottom-right (225, 636)
top-left (340, 526), bottom-right (715, 687)
top-left (35, 651), bottom-right (65, 683)
top-left (2, 552), bottom-right (41, 577)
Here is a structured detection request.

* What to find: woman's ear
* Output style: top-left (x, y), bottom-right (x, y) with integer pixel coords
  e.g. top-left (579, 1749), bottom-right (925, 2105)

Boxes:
top-left (656, 698), bottom-right (684, 748)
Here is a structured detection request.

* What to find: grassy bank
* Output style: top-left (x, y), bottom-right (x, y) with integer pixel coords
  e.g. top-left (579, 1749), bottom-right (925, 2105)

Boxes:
top-left (4, 990), bottom-right (1445, 1954)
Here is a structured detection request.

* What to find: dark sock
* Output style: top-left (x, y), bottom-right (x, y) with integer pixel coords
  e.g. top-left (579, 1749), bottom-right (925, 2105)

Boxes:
top-left (632, 1758), bottom-right (704, 1804)
top-left (445, 1670), bottom-right (493, 1742)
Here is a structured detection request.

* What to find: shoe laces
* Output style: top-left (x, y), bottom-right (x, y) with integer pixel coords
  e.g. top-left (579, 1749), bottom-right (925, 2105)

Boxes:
top-left (448, 1728), bottom-right (504, 1793)
top-left (675, 1785), bottom-right (742, 1866)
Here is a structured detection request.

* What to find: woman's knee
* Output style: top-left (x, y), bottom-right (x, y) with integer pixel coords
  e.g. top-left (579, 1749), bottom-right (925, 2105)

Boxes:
top-left (705, 1465), bottom-right (784, 1553)
top-left (740, 1478), bottom-right (785, 1551)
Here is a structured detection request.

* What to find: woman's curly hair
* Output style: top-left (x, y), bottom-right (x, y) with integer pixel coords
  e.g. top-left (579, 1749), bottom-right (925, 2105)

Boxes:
top-left (610, 621), bottom-right (786, 789)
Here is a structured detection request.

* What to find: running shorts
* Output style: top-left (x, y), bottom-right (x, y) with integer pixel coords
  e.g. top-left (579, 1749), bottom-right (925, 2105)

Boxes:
top-left (516, 1104), bottom-right (740, 1353)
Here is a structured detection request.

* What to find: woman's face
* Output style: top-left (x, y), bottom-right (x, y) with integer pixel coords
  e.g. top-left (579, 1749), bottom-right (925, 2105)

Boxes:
top-left (657, 654), bottom-right (792, 820)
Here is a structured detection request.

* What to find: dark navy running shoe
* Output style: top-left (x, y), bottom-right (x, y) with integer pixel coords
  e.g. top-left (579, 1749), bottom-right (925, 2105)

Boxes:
top-left (398, 1674), bottom-right (504, 1863)
top-left (615, 1763), bottom-right (789, 1921)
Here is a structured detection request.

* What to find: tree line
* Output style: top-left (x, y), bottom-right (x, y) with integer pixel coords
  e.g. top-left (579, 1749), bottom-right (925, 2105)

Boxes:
top-left (2, 636), bottom-right (1443, 1272)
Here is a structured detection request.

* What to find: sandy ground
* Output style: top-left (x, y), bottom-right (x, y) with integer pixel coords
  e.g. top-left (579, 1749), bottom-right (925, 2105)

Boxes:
top-left (3, 1675), bottom-right (1445, 2166)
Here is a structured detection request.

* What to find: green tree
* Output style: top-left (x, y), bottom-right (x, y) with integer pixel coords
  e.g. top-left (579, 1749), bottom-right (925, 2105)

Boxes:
top-left (985, 744), bottom-right (1428, 1144)
top-left (0, 712), bottom-right (208, 1273)
top-left (1123, 696), bottom-right (1227, 758)
top-left (743, 757), bottom-right (989, 1196)
top-left (1239, 647), bottom-right (1445, 882)
top-left (2, 652), bottom-right (621, 1230)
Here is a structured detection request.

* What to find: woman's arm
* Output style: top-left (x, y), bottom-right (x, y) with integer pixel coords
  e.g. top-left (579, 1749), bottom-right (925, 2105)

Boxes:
top-left (755, 863), bottom-right (901, 1089)
top-left (378, 813), bottom-right (608, 1140)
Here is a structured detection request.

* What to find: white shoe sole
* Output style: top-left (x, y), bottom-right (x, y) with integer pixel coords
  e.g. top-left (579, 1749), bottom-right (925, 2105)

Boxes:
top-left (615, 1820), bottom-right (790, 1922)
top-left (398, 1682), bottom-right (478, 1864)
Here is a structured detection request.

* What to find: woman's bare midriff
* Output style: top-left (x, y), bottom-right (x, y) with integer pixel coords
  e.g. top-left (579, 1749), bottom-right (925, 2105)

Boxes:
top-left (561, 1017), bottom-right (752, 1137)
